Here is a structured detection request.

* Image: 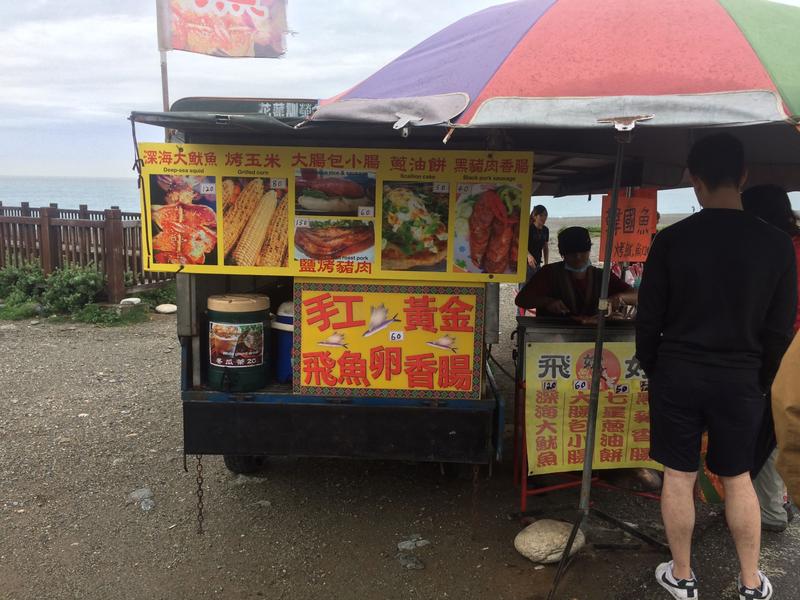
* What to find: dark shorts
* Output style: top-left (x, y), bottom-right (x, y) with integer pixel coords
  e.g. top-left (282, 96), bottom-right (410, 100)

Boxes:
top-left (648, 359), bottom-right (766, 477)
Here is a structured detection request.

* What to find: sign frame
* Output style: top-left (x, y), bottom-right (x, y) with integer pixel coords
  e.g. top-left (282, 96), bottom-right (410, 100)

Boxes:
top-left (293, 279), bottom-right (485, 399)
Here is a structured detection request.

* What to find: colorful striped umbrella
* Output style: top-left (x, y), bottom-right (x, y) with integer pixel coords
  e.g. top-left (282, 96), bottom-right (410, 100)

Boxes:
top-left (313, 0), bottom-right (800, 130)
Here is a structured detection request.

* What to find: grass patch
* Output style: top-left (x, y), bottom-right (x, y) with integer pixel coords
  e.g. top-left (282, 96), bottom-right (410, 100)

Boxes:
top-left (0, 301), bottom-right (40, 320)
top-left (72, 303), bottom-right (150, 326)
top-left (135, 281), bottom-right (177, 310)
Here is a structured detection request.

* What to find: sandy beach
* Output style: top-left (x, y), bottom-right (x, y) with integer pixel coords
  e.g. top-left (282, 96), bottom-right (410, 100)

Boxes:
top-left (545, 212), bottom-right (690, 230)
top-left (534, 213), bottom-right (690, 263)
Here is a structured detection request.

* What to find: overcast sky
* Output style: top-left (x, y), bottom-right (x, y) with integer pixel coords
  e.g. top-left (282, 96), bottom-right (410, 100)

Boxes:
top-left (0, 1), bottom-right (503, 178)
top-left (4, 0), bottom-right (800, 181)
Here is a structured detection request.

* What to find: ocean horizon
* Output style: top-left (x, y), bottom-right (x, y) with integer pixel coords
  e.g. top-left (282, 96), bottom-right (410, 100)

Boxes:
top-left (1, 175), bottom-right (798, 218)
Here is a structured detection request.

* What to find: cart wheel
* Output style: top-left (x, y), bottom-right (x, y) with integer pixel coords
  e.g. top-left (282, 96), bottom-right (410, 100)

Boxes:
top-left (223, 455), bottom-right (268, 474)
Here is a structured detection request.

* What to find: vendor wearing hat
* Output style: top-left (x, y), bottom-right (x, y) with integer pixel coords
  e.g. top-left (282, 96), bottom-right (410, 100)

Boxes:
top-left (516, 226), bottom-right (637, 317)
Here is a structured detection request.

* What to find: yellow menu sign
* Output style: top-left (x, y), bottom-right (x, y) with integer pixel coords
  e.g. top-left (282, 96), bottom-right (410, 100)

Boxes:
top-left (138, 143), bottom-right (533, 282)
top-left (295, 280), bottom-right (484, 399)
top-left (525, 342), bottom-right (660, 475)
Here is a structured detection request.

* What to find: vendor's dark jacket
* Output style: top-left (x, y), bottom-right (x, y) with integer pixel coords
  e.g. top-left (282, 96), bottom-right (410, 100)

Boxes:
top-left (516, 262), bottom-right (630, 316)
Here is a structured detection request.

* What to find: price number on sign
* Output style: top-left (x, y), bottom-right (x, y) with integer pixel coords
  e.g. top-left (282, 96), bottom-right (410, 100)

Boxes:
top-left (200, 183), bottom-right (216, 195)
top-left (639, 380), bottom-right (649, 392)
top-left (457, 183), bottom-right (473, 196)
top-left (573, 380), bottom-right (588, 391)
top-left (432, 182), bottom-right (450, 194)
top-left (542, 380), bottom-right (557, 391)
top-left (615, 384), bottom-right (630, 394)
top-left (295, 218), bottom-right (311, 229)
top-left (270, 178), bottom-right (287, 190)
top-left (389, 331), bottom-right (405, 342)
top-left (358, 206), bottom-right (375, 217)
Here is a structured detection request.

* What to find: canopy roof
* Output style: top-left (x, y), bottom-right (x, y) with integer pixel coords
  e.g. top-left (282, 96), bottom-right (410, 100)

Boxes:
top-left (313, 0), bottom-right (800, 129)
top-left (131, 106), bottom-right (800, 195)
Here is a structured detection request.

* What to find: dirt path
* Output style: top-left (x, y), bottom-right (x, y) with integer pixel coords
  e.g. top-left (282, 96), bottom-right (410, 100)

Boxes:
top-left (1, 306), bottom-right (797, 600)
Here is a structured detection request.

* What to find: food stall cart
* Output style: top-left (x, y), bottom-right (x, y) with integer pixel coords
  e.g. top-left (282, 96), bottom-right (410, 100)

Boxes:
top-left (131, 97), bottom-right (532, 476)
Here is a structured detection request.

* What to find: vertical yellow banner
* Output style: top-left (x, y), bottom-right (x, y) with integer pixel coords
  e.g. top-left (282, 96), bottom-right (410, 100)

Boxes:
top-left (524, 342), bottom-right (660, 475)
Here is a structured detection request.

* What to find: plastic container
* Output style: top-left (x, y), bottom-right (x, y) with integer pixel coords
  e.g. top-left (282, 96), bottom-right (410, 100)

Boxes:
top-left (271, 301), bottom-right (294, 384)
top-left (207, 294), bottom-right (270, 392)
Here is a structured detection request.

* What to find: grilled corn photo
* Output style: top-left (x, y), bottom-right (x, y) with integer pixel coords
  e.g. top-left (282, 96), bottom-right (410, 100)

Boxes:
top-left (223, 178), bottom-right (264, 256)
top-left (231, 190), bottom-right (278, 266)
top-left (257, 197), bottom-right (289, 267)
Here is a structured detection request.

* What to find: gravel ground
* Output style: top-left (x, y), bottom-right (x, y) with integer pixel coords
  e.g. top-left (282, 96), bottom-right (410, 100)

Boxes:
top-left (1, 292), bottom-right (798, 600)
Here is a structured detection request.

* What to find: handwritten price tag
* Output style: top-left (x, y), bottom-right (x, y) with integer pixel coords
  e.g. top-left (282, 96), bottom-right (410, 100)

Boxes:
top-left (573, 380), bottom-right (588, 391)
top-left (456, 183), bottom-right (473, 196)
top-left (358, 206), bottom-right (375, 217)
top-left (389, 331), bottom-right (405, 342)
top-left (200, 183), bottom-right (216, 195)
top-left (270, 178), bottom-right (287, 189)
top-left (432, 182), bottom-right (450, 194)
top-left (295, 218), bottom-right (311, 229)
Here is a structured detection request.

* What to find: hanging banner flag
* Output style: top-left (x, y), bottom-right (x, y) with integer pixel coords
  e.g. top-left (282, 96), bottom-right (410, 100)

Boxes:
top-left (599, 191), bottom-right (657, 262)
top-left (157, 0), bottom-right (288, 58)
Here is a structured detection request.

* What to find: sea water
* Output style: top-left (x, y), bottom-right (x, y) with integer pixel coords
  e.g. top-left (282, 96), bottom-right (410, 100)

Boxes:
top-left (1, 176), bottom-right (798, 218)
top-left (0, 176), bottom-right (142, 213)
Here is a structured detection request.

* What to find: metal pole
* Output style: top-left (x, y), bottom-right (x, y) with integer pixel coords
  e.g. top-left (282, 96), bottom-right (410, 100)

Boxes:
top-left (546, 131), bottom-right (630, 600)
top-left (579, 138), bottom-right (625, 512)
top-left (160, 50), bottom-right (170, 112)
top-left (160, 50), bottom-right (171, 142)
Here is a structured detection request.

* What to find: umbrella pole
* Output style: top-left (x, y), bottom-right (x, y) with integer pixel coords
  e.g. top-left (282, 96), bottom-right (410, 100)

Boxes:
top-left (546, 131), bottom-right (629, 600)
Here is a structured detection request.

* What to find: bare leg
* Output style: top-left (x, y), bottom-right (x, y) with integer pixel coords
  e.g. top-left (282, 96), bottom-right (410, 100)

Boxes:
top-left (661, 468), bottom-right (698, 580)
top-left (722, 472), bottom-right (762, 589)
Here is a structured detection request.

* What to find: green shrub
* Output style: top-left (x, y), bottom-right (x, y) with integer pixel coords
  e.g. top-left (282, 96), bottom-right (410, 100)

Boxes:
top-left (42, 265), bottom-right (106, 314)
top-left (0, 262), bottom-right (46, 301)
top-left (73, 303), bottom-right (148, 326)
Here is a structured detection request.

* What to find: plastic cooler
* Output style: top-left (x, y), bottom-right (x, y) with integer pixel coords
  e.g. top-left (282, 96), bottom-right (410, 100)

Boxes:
top-left (271, 301), bottom-right (294, 384)
top-left (207, 294), bottom-right (270, 392)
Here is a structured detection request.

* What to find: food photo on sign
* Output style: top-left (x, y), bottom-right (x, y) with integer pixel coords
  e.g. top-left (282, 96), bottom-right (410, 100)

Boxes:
top-left (453, 183), bottom-right (522, 275)
top-left (381, 182), bottom-right (449, 272)
top-left (293, 218), bottom-right (375, 262)
top-left (295, 169), bottom-right (376, 216)
top-left (222, 177), bottom-right (289, 267)
top-left (149, 175), bottom-right (218, 265)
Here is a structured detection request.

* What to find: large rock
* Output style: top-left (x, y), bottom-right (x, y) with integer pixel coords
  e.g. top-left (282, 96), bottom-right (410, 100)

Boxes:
top-left (514, 519), bottom-right (585, 564)
top-left (155, 303), bottom-right (177, 314)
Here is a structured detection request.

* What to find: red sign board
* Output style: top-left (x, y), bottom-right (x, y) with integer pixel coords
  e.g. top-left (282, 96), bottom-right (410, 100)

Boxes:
top-left (599, 192), bottom-right (657, 262)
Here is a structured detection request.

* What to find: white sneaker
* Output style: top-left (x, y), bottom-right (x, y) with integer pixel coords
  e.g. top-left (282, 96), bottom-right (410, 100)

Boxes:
top-left (737, 571), bottom-right (773, 600)
top-left (655, 561), bottom-right (699, 599)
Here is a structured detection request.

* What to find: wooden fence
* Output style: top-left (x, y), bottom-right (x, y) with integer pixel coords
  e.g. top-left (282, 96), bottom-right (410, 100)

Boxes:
top-left (0, 202), bottom-right (171, 303)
